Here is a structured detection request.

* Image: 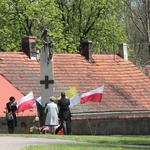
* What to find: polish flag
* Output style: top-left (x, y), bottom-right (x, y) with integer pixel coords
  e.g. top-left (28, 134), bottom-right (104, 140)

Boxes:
top-left (80, 85), bottom-right (104, 104)
top-left (16, 91), bottom-right (35, 113)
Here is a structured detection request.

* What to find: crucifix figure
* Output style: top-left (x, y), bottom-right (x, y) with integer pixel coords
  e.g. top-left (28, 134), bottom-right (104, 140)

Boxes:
top-left (41, 29), bottom-right (53, 63)
top-left (39, 29), bottom-right (54, 126)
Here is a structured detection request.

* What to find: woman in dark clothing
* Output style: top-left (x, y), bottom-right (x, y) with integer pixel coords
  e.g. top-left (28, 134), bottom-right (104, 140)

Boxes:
top-left (6, 96), bottom-right (17, 134)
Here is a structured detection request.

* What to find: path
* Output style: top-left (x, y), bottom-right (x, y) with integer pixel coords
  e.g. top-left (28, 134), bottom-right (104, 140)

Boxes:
top-left (0, 136), bottom-right (150, 150)
top-left (0, 136), bottom-right (87, 150)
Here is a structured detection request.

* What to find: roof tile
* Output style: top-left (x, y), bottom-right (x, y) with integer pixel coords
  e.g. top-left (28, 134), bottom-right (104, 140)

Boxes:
top-left (0, 52), bottom-right (150, 116)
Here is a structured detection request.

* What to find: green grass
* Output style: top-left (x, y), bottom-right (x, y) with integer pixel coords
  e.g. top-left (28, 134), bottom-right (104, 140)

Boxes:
top-left (1, 134), bottom-right (150, 150)
top-left (9, 134), bottom-right (150, 145)
top-left (22, 144), bottom-right (148, 150)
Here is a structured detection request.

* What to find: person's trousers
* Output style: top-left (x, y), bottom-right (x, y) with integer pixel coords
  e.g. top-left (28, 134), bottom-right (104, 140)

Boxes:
top-left (7, 120), bottom-right (14, 134)
top-left (56, 119), bottom-right (71, 135)
top-left (62, 120), bottom-right (71, 135)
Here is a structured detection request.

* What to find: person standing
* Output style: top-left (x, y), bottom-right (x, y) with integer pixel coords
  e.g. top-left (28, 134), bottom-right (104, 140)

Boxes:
top-left (6, 96), bottom-right (17, 134)
top-left (57, 92), bottom-right (71, 135)
top-left (44, 96), bottom-right (59, 134)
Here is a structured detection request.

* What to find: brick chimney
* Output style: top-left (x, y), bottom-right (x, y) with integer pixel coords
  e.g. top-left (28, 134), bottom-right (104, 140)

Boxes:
top-left (22, 36), bottom-right (37, 59)
top-left (118, 43), bottom-right (128, 61)
top-left (81, 40), bottom-right (94, 63)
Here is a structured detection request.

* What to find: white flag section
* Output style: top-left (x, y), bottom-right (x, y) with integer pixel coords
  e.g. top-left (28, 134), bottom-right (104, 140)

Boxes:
top-left (80, 85), bottom-right (104, 104)
top-left (33, 96), bottom-right (42, 108)
top-left (16, 91), bottom-right (35, 113)
top-left (69, 93), bottom-right (80, 108)
top-left (63, 87), bottom-right (80, 108)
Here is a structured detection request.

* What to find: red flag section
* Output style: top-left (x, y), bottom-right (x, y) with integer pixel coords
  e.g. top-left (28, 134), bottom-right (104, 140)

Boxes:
top-left (17, 91), bottom-right (35, 113)
top-left (80, 85), bottom-right (104, 104)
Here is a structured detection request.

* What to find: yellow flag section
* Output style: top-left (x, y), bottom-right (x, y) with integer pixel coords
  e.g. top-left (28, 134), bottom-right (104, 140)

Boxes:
top-left (58, 87), bottom-right (80, 108)
top-left (67, 87), bottom-right (80, 108)
top-left (65, 87), bottom-right (77, 98)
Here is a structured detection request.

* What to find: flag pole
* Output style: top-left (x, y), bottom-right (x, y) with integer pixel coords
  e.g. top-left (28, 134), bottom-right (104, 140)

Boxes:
top-left (81, 104), bottom-right (93, 135)
top-left (86, 118), bottom-right (93, 135)
top-left (80, 85), bottom-right (104, 135)
top-left (94, 85), bottom-right (104, 135)
top-left (94, 103), bottom-right (100, 135)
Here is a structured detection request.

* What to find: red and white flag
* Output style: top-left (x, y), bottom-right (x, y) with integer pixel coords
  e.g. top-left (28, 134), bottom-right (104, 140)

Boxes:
top-left (16, 91), bottom-right (35, 113)
top-left (80, 85), bottom-right (104, 104)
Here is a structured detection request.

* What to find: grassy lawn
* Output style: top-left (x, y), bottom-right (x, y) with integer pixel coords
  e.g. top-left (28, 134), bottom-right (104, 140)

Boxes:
top-left (1, 134), bottom-right (150, 150)
top-left (22, 144), bottom-right (147, 150)
top-left (14, 134), bottom-right (150, 145)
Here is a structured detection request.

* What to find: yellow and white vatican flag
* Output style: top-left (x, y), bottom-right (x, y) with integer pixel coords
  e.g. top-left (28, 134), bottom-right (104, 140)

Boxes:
top-left (65, 87), bottom-right (80, 108)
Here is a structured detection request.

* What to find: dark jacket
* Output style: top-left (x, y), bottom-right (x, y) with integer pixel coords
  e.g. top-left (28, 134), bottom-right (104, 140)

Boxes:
top-left (6, 102), bottom-right (17, 118)
top-left (58, 97), bottom-right (71, 121)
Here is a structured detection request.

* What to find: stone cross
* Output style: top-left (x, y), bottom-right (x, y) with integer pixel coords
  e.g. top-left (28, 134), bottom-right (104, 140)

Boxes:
top-left (40, 76), bottom-right (54, 89)
top-left (39, 29), bottom-right (54, 126)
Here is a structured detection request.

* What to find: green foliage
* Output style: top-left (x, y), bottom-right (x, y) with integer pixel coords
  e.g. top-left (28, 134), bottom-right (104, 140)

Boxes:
top-left (123, 0), bottom-right (150, 66)
top-left (55, 0), bottom-right (127, 54)
top-left (0, 0), bottom-right (61, 51)
top-left (0, 0), bottom-right (127, 54)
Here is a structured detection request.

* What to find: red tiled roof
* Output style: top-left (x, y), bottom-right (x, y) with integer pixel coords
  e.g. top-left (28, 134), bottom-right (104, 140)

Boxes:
top-left (0, 52), bottom-right (40, 98)
top-left (0, 52), bottom-right (38, 117)
top-left (54, 54), bottom-right (150, 114)
top-left (0, 52), bottom-right (150, 117)
top-left (0, 74), bottom-right (37, 117)
top-left (0, 74), bottom-right (23, 117)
